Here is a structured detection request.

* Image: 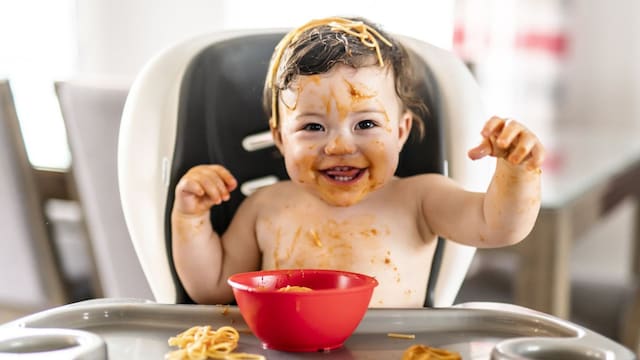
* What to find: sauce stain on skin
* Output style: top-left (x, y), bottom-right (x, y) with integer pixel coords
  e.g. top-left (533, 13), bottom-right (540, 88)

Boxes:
top-left (307, 74), bottom-right (322, 85)
top-left (309, 229), bottom-right (323, 248)
top-left (363, 228), bottom-right (378, 237)
top-left (273, 226), bottom-right (302, 269)
top-left (273, 227), bottom-right (282, 269)
top-left (288, 75), bottom-right (322, 110)
top-left (282, 75), bottom-right (323, 113)
top-left (373, 99), bottom-right (393, 131)
top-left (326, 79), bottom-right (378, 123)
top-left (370, 139), bottom-right (385, 151)
top-left (281, 86), bottom-right (300, 112)
top-left (190, 219), bottom-right (205, 232)
top-left (268, 214), bottom-right (388, 271)
top-left (326, 135), bottom-right (354, 155)
top-left (380, 250), bottom-right (401, 283)
top-left (294, 154), bottom-right (317, 184)
top-left (318, 87), bottom-right (346, 122)
top-left (335, 88), bottom-right (351, 122)
top-left (343, 79), bottom-right (376, 103)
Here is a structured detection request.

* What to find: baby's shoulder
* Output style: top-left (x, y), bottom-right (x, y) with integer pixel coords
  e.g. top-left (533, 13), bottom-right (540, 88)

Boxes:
top-left (241, 180), bottom-right (299, 203)
top-left (233, 180), bottom-right (297, 218)
top-left (384, 174), bottom-right (451, 202)
top-left (393, 173), bottom-right (448, 190)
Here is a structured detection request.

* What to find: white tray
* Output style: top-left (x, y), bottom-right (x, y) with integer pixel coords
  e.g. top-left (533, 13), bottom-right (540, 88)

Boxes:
top-left (0, 299), bottom-right (635, 359)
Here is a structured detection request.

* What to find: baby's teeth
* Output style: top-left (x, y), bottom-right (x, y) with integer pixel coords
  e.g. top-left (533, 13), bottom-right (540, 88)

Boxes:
top-left (335, 176), bottom-right (353, 182)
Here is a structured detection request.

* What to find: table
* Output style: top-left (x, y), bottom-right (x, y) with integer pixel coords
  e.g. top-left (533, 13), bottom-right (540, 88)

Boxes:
top-left (510, 124), bottom-right (640, 353)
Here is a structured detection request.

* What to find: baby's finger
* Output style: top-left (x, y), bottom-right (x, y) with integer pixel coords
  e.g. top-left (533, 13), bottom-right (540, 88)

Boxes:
top-left (507, 132), bottom-right (536, 165)
top-left (481, 116), bottom-right (506, 137)
top-left (177, 177), bottom-right (205, 197)
top-left (213, 166), bottom-right (238, 191)
top-left (468, 138), bottom-right (493, 160)
top-left (495, 120), bottom-right (524, 149)
top-left (200, 176), bottom-right (226, 204)
top-left (212, 175), bottom-right (231, 202)
top-left (526, 142), bottom-right (546, 170)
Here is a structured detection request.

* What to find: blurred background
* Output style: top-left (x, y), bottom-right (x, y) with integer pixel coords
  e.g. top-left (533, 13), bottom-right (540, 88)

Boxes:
top-left (0, 0), bottom-right (639, 353)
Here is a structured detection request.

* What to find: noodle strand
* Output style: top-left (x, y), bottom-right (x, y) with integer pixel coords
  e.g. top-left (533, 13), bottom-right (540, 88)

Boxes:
top-left (165, 325), bottom-right (265, 360)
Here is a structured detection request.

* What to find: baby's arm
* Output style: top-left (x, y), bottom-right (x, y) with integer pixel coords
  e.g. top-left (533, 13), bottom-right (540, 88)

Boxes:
top-left (171, 165), bottom-right (260, 304)
top-left (466, 116), bottom-right (545, 246)
top-left (422, 116), bottom-right (544, 248)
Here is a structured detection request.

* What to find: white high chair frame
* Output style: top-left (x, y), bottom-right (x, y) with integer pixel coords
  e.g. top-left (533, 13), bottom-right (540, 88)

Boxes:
top-left (118, 28), bottom-right (484, 306)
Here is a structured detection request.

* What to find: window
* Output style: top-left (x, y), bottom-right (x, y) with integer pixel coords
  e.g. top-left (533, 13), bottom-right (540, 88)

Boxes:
top-left (0, 0), bottom-right (76, 170)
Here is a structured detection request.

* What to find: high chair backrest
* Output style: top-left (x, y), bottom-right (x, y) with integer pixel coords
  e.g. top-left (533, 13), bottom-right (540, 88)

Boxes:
top-left (119, 29), bottom-right (482, 306)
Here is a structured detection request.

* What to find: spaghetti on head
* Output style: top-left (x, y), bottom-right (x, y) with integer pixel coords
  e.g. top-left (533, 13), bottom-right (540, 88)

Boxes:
top-left (266, 17), bottom-right (392, 129)
top-left (262, 15), bottom-right (428, 140)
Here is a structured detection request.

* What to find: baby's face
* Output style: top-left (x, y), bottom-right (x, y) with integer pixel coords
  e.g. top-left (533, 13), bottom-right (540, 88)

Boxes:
top-left (273, 64), bottom-right (412, 206)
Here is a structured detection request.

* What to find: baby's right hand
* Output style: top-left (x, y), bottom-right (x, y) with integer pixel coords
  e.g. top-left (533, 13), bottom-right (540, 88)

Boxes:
top-left (173, 165), bottom-right (238, 216)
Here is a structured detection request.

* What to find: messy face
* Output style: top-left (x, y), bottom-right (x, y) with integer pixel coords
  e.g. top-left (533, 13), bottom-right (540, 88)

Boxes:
top-left (272, 64), bottom-right (412, 206)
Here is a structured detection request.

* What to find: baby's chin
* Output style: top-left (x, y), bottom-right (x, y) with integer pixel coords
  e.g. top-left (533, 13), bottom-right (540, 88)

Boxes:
top-left (294, 174), bottom-right (389, 207)
top-left (312, 186), bottom-right (377, 207)
top-left (320, 194), bottom-right (366, 207)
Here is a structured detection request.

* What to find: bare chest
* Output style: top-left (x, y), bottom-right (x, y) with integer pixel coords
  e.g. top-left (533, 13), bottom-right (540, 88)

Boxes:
top-left (256, 205), bottom-right (428, 272)
top-left (251, 183), bottom-right (438, 307)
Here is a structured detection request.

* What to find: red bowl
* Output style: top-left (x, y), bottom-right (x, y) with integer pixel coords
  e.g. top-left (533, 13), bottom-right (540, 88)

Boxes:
top-left (227, 269), bottom-right (378, 352)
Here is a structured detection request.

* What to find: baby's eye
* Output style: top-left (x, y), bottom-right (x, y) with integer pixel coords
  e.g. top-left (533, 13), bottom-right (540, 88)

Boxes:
top-left (356, 120), bottom-right (377, 130)
top-left (302, 123), bottom-right (325, 132)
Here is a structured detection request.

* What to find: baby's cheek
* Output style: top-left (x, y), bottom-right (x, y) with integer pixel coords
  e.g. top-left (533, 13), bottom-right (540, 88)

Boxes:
top-left (366, 140), bottom-right (395, 186)
top-left (288, 152), bottom-right (317, 184)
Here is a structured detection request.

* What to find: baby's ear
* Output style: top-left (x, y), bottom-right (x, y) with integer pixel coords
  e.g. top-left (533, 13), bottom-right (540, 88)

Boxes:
top-left (270, 122), bottom-right (285, 155)
top-left (397, 111), bottom-right (413, 149)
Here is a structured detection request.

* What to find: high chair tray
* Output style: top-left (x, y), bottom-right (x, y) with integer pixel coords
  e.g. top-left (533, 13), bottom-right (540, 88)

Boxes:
top-left (0, 298), bottom-right (635, 359)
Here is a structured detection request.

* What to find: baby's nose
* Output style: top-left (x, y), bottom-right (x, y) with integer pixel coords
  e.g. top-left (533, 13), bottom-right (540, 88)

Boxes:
top-left (324, 134), bottom-right (356, 155)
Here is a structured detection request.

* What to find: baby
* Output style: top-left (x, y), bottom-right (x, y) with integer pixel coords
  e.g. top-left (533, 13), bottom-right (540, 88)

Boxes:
top-left (171, 17), bottom-right (545, 307)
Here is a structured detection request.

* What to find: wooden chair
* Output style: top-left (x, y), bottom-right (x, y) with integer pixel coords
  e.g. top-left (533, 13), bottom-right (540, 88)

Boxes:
top-left (55, 79), bottom-right (153, 300)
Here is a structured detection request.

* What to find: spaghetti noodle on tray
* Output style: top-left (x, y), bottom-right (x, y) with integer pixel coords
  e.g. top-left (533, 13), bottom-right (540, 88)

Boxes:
top-left (165, 325), bottom-right (264, 360)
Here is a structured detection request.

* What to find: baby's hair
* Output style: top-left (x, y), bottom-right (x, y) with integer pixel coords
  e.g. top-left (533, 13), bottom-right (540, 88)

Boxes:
top-left (263, 16), bottom-right (427, 139)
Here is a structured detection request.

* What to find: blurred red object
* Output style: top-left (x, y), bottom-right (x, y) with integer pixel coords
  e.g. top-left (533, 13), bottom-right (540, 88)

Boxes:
top-left (227, 269), bottom-right (378, 352)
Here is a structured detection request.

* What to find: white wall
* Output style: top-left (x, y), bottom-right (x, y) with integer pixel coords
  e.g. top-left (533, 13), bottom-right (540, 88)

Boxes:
top-left (0, 0), bottom-right (75, 169)
top-left (560, 0), bottom-right (640, 287)
top-left (74, 0), bottom-right (456, 80)
top-left (74, 0), bottom-right (226, 80)
top-left (557, 0), bottom-right (640, 129)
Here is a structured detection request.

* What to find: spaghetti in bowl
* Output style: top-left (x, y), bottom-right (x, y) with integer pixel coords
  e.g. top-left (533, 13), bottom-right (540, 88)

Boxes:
top-left (227, 269), bottom-right (378, 352)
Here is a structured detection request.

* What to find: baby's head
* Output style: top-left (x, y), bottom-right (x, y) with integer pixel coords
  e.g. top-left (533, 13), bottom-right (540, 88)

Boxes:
top-left (264, 17), bottom-right (426, 134)
top-left (263, 17), bottom-right (428, 206)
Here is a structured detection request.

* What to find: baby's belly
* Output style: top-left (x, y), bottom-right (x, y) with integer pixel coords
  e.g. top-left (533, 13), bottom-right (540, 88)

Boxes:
top-left (262, 240), bottom-right (435, 308)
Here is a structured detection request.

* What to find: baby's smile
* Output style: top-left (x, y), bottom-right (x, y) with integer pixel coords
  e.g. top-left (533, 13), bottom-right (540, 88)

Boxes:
top-left (321, 166), bottom-right (367, 184)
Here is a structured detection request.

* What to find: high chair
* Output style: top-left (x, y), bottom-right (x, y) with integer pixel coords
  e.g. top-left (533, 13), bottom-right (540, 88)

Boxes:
top-left (118, 28), bottom-right (485, 306)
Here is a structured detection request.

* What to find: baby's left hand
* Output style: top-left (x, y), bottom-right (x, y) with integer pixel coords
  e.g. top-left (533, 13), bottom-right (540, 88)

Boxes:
top-left (467, 116), bottom-right (545, 172)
